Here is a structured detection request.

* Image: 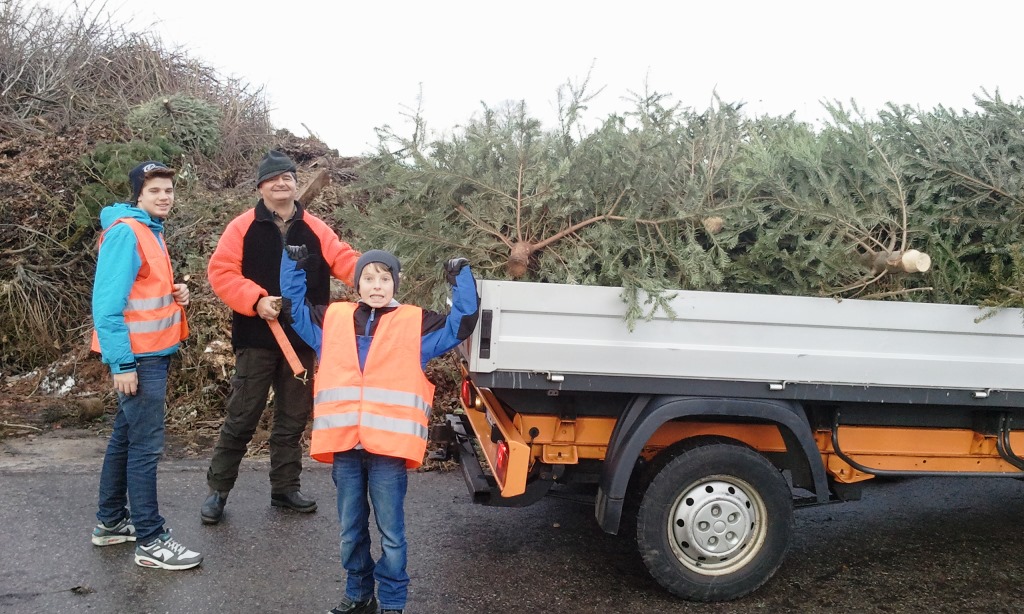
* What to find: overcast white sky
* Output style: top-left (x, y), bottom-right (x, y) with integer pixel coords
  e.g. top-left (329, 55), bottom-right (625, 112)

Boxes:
top-left (39, 0), bottom-right (1024, 156)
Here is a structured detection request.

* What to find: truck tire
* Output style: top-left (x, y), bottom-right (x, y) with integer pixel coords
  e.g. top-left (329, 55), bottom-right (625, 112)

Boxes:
top-left (636, 440), bottom-right (793, 601)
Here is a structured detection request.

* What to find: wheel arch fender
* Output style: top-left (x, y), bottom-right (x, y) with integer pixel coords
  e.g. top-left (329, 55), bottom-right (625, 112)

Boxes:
top-left (595, 394), bottom-right (829, 534)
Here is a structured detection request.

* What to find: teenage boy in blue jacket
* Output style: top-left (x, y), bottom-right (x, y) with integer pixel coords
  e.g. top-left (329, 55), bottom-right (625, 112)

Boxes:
top-left (90, 161), bottom-right (202, 570)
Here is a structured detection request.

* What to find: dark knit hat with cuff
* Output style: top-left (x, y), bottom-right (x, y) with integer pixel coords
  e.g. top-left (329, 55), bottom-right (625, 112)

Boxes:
top-left (256, 150), bottom-right (297, 186)
top-left (355, 250), bottom-right (401, 294)
top-left (129, 161), bottom-right (175, 203)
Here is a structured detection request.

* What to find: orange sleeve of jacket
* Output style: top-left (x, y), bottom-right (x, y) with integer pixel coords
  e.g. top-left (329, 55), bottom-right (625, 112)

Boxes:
top-left (306, 213), bottom-right (360, 287)
top-left (207, 210), bottom-right (266, 316)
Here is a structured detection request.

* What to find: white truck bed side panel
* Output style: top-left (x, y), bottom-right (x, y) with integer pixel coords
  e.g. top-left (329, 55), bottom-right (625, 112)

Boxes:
top-left (464, 280), bottom-right (1024, 392)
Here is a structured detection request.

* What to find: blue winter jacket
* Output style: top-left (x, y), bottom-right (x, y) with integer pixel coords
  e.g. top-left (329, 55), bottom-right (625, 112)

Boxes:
top-left (92, 203), bottom-right (180, 374)
top-left (279, 254), bottom-right (479, 370)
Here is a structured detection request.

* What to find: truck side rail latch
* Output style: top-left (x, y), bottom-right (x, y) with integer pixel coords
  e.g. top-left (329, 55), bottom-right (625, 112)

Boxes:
top-left (478, 310), bottom-right (492, 359)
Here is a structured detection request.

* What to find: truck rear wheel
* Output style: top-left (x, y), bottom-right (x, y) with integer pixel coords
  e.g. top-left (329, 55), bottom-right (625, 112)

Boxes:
top-left (636, 440), bottom-right (793, 601)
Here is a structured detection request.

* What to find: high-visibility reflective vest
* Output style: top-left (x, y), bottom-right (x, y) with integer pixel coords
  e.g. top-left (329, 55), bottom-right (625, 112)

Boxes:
top-left (91, 218), bottom-right (189, 355)
top-left (311, 302), bottom-right (434, 468)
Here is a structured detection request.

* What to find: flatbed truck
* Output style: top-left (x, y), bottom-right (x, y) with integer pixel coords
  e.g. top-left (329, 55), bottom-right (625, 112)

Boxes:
top-left (433, 280), bottom-right (1024, 601)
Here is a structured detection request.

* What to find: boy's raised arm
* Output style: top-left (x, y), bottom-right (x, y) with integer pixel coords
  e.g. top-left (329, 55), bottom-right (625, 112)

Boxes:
top-left (420, 258), bottom-right (479, 364)
top-left (279, 245), bottom-right (324, 358)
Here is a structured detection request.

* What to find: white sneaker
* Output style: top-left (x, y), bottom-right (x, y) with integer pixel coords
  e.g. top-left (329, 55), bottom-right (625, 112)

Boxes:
top-left (134, 530), bottom-right (203, 570)
top-left (91, 514), bottom-right (136, 546)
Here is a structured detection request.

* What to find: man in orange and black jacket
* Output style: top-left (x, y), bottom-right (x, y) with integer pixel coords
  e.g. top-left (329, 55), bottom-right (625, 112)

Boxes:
top-left (201, 150), bottom-right (360, 524)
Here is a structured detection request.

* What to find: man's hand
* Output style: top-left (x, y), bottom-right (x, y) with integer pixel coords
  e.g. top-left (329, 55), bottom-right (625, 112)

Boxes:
top-left (444, 258), bottom-right (470, 286)
top-left (172, 283), bottom-right (190, 306)
top-left (113, 371), bottom-right (138, 395)
top-left (257, 295), bottom-right (282, 320)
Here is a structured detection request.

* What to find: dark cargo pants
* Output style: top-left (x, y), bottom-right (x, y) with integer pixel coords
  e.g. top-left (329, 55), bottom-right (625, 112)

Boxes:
top-left (206, 346), bottom-right (316, 495)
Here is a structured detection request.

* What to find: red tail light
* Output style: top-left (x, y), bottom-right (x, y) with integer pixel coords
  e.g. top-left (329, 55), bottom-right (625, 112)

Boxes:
top-left (495, 440), bottom-right (509, 484)
top-left (460, 379), bottom-right (472, 408)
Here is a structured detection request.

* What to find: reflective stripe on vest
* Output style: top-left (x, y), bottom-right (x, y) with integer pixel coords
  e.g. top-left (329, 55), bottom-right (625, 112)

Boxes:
top-left (311, 302), bottom-right (435, 468)
top-left (313, 410), bottom-right (428, 440)
top-left (314, 386), bottom-right (432, 417)
top-left (126, 294), bottom-right (175, 311)
top-left (91, 217), bottom-right (189, 355)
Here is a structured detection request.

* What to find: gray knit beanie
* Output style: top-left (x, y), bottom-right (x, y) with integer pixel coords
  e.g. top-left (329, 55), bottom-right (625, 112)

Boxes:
top-left (355, 250), bottom-right (401, 295)
top-left (256, 150), bottom-right (297, 186)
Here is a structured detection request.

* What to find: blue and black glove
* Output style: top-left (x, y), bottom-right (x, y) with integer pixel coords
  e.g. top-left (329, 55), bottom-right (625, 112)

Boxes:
top-left (444, 257), bottom-right (470, 286)
top-left (285, 244), bottom-right (309, 270)
top-left (278, 297), bottom-right (294, 325)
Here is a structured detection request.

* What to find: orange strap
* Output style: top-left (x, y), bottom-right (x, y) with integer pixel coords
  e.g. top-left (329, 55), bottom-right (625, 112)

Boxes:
top-left (267, 318), bottom-right (308, 383)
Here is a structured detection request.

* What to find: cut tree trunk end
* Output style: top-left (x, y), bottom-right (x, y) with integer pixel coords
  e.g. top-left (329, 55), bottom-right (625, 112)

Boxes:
top-left (703, 216), bottom-right (725, 234)
top-left (507, 241), bottom-right (533, 278)
top-left (900, 249), bottom-right (931, 273)
top-left (865, 249), bottom-right (932, 275)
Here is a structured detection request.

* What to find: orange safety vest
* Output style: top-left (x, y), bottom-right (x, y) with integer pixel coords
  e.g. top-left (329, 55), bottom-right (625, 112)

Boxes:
top-left (91, 218), bottom-right (189, 355)
top-left (310, 302), bottom-right (434, 468)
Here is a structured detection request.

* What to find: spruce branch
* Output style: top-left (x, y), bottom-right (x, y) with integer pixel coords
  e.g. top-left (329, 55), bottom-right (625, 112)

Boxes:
top-left (453, 203), bottom-right (511, 248)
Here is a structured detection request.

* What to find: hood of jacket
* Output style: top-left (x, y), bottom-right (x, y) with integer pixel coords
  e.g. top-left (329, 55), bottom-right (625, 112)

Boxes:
top-left (99, 202), bottom-right (164, 233)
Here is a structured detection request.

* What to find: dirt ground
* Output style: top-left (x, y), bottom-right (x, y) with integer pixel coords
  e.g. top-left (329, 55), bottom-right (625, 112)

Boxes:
top-left (0, 365), bottom-right (219, 466)
top-left (0, 427), bottom-right (108, 470)
top-left (0, 390), bottom-right (215, 469)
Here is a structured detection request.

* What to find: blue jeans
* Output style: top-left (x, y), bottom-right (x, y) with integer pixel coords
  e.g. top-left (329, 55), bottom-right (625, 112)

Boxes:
top-left (332, 449), bottom-right (409, 610)
top-left (96, 355), bottom-right (169, 544)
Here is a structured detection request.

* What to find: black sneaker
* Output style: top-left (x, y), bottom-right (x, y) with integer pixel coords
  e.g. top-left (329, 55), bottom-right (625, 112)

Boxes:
top-left (328, 595), bottom-right (377, 614)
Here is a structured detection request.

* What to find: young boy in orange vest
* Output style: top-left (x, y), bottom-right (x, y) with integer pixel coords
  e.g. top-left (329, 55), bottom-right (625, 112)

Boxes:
top-left (280, 248), bottom-right (478, 614)
top-left (90, 161), bottom-right (202, 570)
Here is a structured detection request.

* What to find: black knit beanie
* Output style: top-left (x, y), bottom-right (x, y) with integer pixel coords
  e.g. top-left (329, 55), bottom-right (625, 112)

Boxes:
top-left (256, 150), bottom-right (297, 186)
top-left (355, 250), bottom-right (401, 295)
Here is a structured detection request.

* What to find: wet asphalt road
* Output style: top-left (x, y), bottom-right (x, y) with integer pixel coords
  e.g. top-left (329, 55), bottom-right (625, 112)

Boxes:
top-left (2, 437), bottom-right (1024, 614)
